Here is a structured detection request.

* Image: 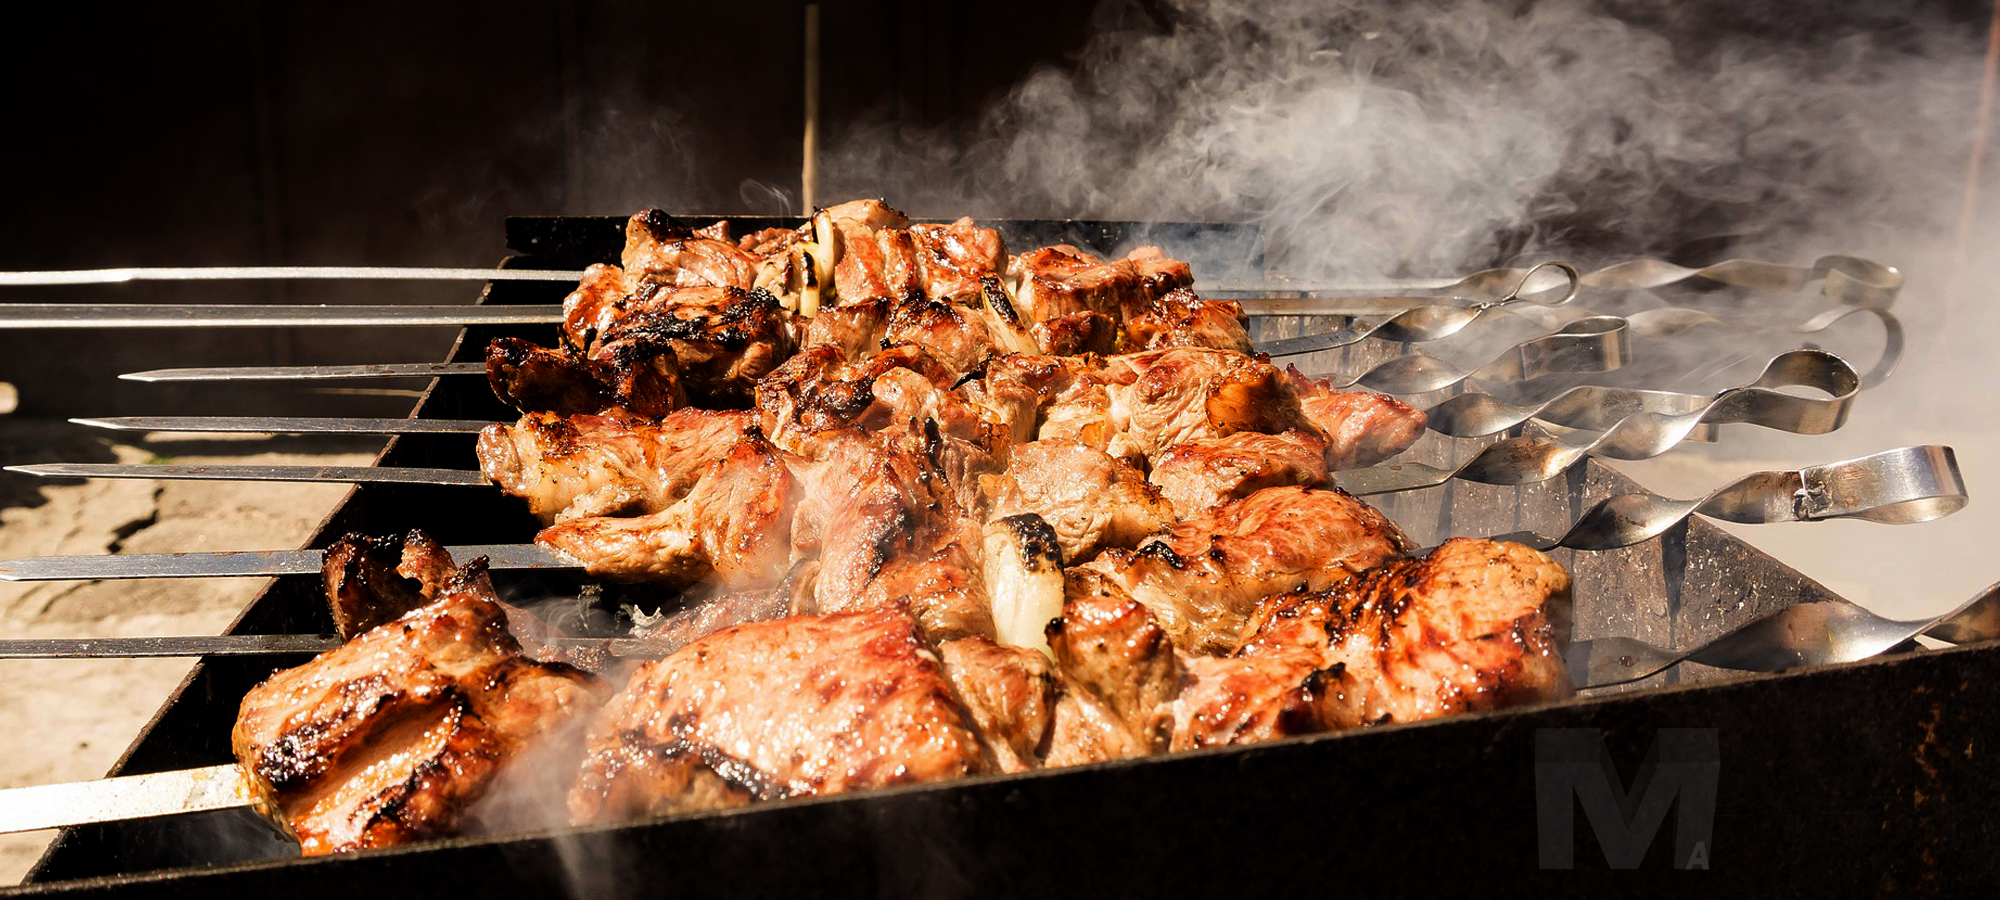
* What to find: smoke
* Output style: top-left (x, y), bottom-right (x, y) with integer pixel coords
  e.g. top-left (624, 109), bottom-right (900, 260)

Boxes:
top-left (820, 0), bottom-right (1990, 283)
top-left (825, 0), bottom-right (1999, 615)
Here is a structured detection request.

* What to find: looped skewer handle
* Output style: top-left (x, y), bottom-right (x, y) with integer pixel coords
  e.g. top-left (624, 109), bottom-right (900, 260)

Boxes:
top-left (1485, 445), bottom-right (1964, 553)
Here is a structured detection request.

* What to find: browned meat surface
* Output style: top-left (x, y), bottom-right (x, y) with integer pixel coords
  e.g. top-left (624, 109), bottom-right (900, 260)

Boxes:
top-left (1171, 538), bottom-right (1571, 748)
top-left (1283, 367), bottom-right (1429, 470)
top-left (937, 636), bottom-right (1057, 772)
top-left (1082, 486), bottom-right (1407, 654)
top-left (1007, 244), bottom-right (1133, 325)
top-left (234, 551), bottom-right (604, 856)
top-left (821, 199), bottom-right (919, 303)
top-left (1038, 348), bottom-right (1316, 465)
top-left (755, 344), bottom-right (987, 457)
top-left (881, 297), bottom-right (1009, 375)
top-left (486, 336), bottom-right (686, 420)
top-left (983, 438), bottom-right (1172, 564)
top-left (1042, 570), bottom-right (1183, 765)
top-left (799, 296), bottom-right (888, 359)
top-left (536, 433), bottom-right (802, 588)
top-left (554, 263), bottom-right (635, 355)
top-left (620, 209), bottom-right (760, 292)
top-left (322, 531), bottom-right (455, 638)
top-left (569, 605), bottom-right (985, 822)
top-left (1123, 287), bottom-right (1253, 354)
top-left (910, 217), bottom-right (1007, 303)
top-left (477, 408), bottom-right (753, 524)
top-left (1148, 428), bottom-right (1331, 515)
top-left (577, 285), bottom-right (795, 406)
top-left (1123, 246), bottom-right (1195, 318)
top-left (955, 353), bottom-right (1090, 447)
top-left (1030, 310), bottom-right (1117, 356)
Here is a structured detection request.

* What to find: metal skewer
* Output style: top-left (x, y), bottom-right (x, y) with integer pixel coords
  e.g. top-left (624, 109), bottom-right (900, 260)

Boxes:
top-left (1, 446), bottom-right (1959, 583)
top-left (69, 416), bottom-right (497, 435)
top-left (0, 570), bottom-right (1988, 834)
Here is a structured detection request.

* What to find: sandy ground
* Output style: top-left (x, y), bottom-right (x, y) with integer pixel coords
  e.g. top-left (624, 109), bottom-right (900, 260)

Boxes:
top-left (0, 418), bottom-right (382, 884)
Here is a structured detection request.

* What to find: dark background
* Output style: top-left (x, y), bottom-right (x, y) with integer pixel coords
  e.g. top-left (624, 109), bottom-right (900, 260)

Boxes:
top-left (0, 1), bottom-right (1097, 416)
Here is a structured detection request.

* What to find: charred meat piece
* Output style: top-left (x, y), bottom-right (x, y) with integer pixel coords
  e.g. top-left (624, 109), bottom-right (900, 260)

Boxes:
top-left (1171, 538), bottom-right (1572, 748)
top-left (234, 549), bottom-right (604, 856)
top-left (536, 431), bottom-right (802, 588)
top-left (322, 530), bottom-right (458, 639)
top-left (881, 296), bottom-right (1011, 376)
top-left (1029, 310), bottom-right (1117, 357)
top-left (568, 605), bottom-right (985, 822)
top-left (1122, 246), bottom-right (1195, 318)
top-left (477, 408), bottom-right (754, 524)
top-left (580, 285), bottom-right (796, 406)
top-left (1122, 287), bottom-right (1252, 354)
top-left (486, 336), bottom-right (686, 420)
top-left (983, 438), bottom-right (1173, 564)
top-left (1148, 428), bottom-right (1331, 515)
top-left (1042, 570), bottom-right (1183, 766)
top-left (620, 209), bottom-right (760, 292)
top-left (1302, 537), bottom-right (1573, 727)
top-left (909, 217), bottom-right (1006, 304)
top-left (1082, 485), bottom-right (1408, 654)
top-left (799, 295), bottom-right (889, 359)
top-left (755, 344), bottom-right (988, 456)
top-left (1283, 366), bottom-right (1428, 470)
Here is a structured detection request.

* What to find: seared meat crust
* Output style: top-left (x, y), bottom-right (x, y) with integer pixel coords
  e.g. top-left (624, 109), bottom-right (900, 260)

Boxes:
top-left (568, 605), bottom-right (984, 822)
top-left (234, 548), bottom-right (604, 856)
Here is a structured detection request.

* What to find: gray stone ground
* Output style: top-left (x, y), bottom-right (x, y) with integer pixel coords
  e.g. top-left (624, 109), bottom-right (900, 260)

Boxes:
top-left (0, 418), bottom-right (381, 883)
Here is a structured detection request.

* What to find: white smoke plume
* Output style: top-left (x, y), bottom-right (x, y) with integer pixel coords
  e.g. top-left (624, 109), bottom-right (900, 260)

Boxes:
top-left (821, 0), bottom-right (1989, 283)
top-left (823, 0), bottom-right (1999, 615)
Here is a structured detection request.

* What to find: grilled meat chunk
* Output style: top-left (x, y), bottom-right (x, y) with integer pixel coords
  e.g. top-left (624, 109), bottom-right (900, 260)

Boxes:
top-left (486, 335), bottom-right (687, 420)
top-left (937, 636), bottom-right (1058, 773)
top-left (1122, 287), bottom-right (1252, 354)
top-left (620, 209), bottom-right (761, 292)
top-left (234, 551), bottom-right (604, 856)
top-left (569, 285), bottom-right (795, 406)
top-left (820, 199), bottom-right (918, 304)
top-left (983, 438), bottom-right (1173, 564)
top-left (477, 408), bottom-right (754, 524)
top-left (1007, 245), bottom-right (1132, 325)
top-left (536, 431), bottom-right (802, 588)
top-left (909, 217), bottom-right (1007, 304)
top-left (1283, 366), bottom-right (1428, 470)
top-left (1171, 538), bottom-right (1572, 748)
top-left (569, 605), bottom-right (985, 822)
top-left (322, 530), bottom-right (457, 638)
top-left (1082, 486), bottom-right (1408, 654)
top-left (1148, 428), bottom-right (1331, 515)
top-left (1302, 537), bottom-right (1573, 727)
top-left (1039, 347), bottom-right (1317, 465)
top-left (1042, 570), bottom-right (1183, 765)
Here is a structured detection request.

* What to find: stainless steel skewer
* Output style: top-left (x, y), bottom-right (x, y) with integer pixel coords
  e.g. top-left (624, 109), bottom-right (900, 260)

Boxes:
top-left (3, 446), bottom-right (1956, 583)
top-left (1570, 577), bottom-right (2000, 688)
top-left (69, 416), bottom-right (497, 435)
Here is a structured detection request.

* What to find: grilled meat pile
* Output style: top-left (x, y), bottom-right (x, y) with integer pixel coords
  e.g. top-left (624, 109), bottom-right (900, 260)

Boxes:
top-left (234, 199), bottom-right (1572, 856)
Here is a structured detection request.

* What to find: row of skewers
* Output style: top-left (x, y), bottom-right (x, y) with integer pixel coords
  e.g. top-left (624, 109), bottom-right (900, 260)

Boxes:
top-left (0, 200), bottom-right (1972, 857)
